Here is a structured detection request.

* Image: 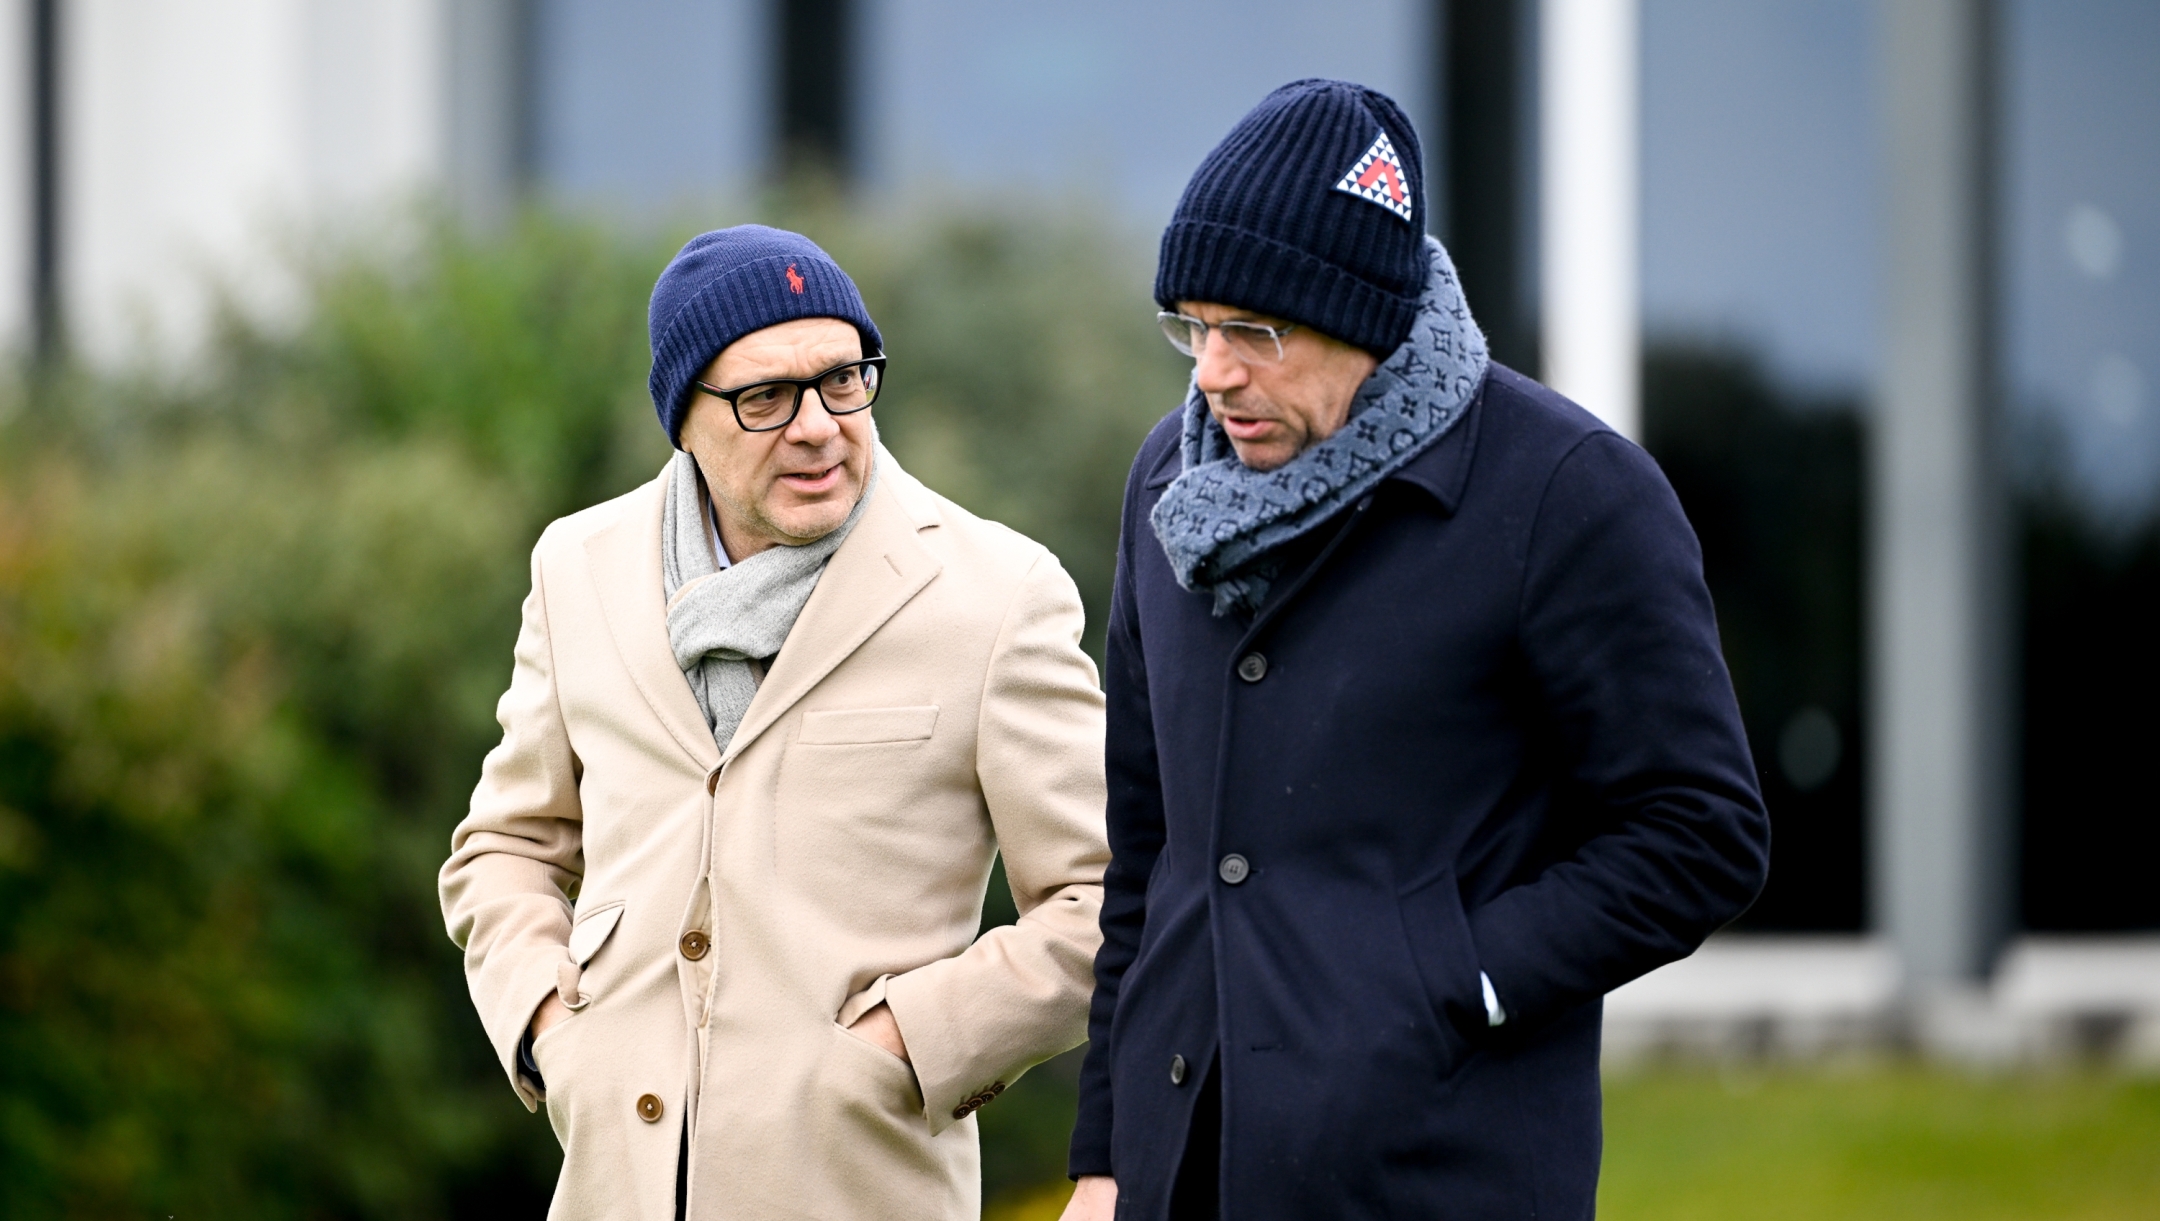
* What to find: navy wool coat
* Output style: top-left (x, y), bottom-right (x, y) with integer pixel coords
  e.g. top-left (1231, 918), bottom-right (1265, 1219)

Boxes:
top-left (1069, 365), bottom-right (1771, 1220)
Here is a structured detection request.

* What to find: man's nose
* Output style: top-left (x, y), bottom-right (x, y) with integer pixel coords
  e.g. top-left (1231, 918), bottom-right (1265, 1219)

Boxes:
top-left (1193, 333), bottom-right (1248, 395)
top-left (785, 388), bottom-right (842, 444)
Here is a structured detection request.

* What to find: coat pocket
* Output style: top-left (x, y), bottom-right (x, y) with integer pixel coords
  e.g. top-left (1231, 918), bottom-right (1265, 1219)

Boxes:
top-left (537, 902), bottom-right (628, 1102)
top-left (568, 901), bottom-right (626, 966)
top-left (1395, 870), bottom-right (1484, 1068)
top-left (827, 1021), bottom-right (925, 1117)
top-left (798, 704), bottom-right (939, 745)
top-left (553, 900), bottom-right (627, 1014)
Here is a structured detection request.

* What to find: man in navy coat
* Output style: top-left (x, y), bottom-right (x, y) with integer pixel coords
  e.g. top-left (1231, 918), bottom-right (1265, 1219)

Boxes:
top-left (1061, 80), bottom-right (1770, 1221)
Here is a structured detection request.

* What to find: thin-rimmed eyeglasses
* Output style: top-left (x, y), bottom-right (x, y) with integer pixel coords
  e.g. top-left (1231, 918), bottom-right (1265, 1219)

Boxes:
top-left (1157, 312), bottom-right (1299, 364)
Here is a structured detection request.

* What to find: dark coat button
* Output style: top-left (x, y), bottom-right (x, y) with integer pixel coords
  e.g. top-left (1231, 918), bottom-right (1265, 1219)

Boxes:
top-left (636, 1093), bottom-right (664, 1123)
top-left (1237, 653), bottom-right (1268, 683)
top-left (679, 930), bottom-right (710, 961)
top-left (1218, 853), bottom-right (1250, 885)
top-left (1170, 1054), bottom-right (1188, 1085)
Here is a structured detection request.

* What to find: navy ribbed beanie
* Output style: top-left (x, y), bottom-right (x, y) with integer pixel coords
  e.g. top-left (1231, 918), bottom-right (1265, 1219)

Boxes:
top-left (1157, 79), bottom-right (1427, 357)
top-left (647, 224), bottom-right (883, 447)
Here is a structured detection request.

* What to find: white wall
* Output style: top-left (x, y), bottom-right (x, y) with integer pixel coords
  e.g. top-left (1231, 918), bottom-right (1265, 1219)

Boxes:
top-left (62, 0), bottom-right (447, 367)
top-left (1540, 0), bottom-right (1640, 439)
top-left (0, 0), bottom-right (29, 355)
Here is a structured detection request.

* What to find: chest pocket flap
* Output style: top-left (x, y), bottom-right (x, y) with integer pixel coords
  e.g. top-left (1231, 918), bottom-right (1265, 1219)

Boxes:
top-left (568, 902), bottom-right (625, 965)
top-left (799, 705), bottom-right (940, 745)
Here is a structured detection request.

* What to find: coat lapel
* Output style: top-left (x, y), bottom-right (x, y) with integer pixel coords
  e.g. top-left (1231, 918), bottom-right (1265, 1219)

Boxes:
top-left (721, 460), bottom-right (942, 764)
top-left (584, 472), bottom-right (723, 772)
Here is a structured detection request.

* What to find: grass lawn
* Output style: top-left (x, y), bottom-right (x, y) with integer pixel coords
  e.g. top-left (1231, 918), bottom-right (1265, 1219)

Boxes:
top-left (984, 1066), bottom-right (2160, 1220)
top-left (1599, 1066), bottom-right (2160, 1220)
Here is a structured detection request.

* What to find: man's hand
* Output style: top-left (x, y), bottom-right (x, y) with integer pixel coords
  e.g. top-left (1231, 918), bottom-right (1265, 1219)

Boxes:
top-left (1059, 1175), bottom-right (1117, 1221)
top-left (844, 1001), bottom-right (910, 1063)
top-left (530, 991), bottom-right (571, 1040)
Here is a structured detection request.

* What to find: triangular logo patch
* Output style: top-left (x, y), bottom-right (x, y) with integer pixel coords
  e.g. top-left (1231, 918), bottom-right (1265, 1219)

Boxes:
top-left (1334, 130), bottom-right (1414, 222)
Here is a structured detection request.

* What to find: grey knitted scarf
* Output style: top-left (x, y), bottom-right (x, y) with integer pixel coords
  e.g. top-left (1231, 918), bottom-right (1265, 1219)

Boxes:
top-left (661, 450), bottom-right (875, 750)
top-left (1149, 236), bottom-right (1488, 616)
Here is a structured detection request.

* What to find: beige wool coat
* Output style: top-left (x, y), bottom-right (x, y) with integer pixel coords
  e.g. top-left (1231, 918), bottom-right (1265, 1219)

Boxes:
top-left (439, 450), bottom-right (1109, 1220)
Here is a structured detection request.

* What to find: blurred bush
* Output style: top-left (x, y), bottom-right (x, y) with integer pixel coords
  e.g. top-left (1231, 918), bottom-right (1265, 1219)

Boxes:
top-left (0, 199), bottom-right (1183, 1217)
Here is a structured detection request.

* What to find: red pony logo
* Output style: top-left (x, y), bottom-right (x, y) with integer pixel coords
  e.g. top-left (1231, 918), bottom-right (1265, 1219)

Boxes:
top-left (785, 263), bottom-right (805, 294)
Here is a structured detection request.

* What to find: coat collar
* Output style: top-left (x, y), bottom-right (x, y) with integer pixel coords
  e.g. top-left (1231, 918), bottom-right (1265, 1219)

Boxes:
top-left (585, 469), bottom-right (723, 770)
top-left (582, 445), bottom-right (943, 774)
top-left (1382, 363), bottom-right (1491, 516)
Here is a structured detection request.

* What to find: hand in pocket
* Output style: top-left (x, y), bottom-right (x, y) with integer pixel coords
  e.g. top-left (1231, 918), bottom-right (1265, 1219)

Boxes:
top-left (843, 1001), bottom-right (910, 1063)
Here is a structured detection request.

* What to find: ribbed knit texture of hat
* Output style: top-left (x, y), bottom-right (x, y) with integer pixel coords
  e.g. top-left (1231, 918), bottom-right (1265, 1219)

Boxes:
top-left (1157, 79), bottom-right (1427, 357)
top-left (647, 224), bottom-right (883, 447)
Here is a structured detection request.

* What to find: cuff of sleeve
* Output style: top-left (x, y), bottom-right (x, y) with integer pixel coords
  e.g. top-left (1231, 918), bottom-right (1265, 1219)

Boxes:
top-left (517, 1027), bottom-right (547, 1097)
top-left (1068, 1147), bottom-right (1114, 1180)
top-left (495, 960), bottom-right (568, 1113)
top-left (1069, 1087), bottom-right (1114, 1178)
top-left (886, 967), bottom-right (1041, 1136)
top-left (1465, 897), bottom-right (1549, 1029)
top-left (1481, 971), bottom-right (1507, 1027)
top-left (883, 970), bottom-right (974, 1135)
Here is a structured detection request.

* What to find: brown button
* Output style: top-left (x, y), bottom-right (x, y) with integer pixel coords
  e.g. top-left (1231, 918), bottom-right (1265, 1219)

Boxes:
top-left (950, 1081), bottom-right (1007, 1120)
top-left (705, 766), bottom-right (723, 795)
top-left (636, 1093), bottom-right (664, 1123)
top-left (679, 930), bottom-right (710, 961)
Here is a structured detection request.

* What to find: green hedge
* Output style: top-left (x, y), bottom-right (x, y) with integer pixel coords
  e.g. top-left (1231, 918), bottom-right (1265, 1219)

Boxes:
top-left (0, 201), bottom-right (1184, 1218)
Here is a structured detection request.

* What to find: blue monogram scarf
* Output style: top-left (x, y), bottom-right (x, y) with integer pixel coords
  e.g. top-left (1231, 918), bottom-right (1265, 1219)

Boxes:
top-left (1150, 236), bottom-right (1489, 616)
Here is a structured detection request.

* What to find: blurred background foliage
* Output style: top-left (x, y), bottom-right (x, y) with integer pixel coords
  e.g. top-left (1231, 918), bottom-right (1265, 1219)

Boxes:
top-left (0, 197), bottom-right (1180, 1219)
top-left (3, 197), bottom-right (2157, 1219)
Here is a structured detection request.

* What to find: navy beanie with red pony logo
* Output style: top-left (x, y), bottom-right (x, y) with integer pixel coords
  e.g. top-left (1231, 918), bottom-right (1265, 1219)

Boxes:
top-left (646, 224), bottom-right (883, 447)
top-left (1157, 79), bottom-right (1428, 358)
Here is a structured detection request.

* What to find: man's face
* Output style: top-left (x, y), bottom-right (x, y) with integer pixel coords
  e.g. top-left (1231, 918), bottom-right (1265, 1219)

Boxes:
top-left (1179, 301), bottom-right (1379, 472)
top-left (678, 316), bottom-right (875, 558)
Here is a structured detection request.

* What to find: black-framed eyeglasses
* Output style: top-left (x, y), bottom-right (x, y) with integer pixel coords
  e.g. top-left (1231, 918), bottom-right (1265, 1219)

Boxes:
top-left (1157, 311), bottom-right (1299, 364)
top-left (695, 355), bottom-right (886, 432)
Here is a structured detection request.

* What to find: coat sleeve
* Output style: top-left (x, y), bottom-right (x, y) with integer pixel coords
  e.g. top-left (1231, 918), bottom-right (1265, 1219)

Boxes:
top-left (880, 548), bottom-right (1110, 1135)
top-left (1067, 460), bottom-right (1164, 1180)
top-left (438, 541), bottom-right (585, 1111)
top-left (1467, 431), bottom-right (1771, 1031)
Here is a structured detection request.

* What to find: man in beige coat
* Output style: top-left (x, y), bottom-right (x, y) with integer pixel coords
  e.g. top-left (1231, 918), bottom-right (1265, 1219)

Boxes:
top-left (440, 224), bottom-right (1109, 1220)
